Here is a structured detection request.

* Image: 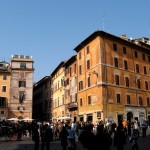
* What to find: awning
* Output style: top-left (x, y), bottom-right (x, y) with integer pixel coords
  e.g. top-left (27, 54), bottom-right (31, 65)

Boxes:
top-left (57, 116), bottom-right (71, 121)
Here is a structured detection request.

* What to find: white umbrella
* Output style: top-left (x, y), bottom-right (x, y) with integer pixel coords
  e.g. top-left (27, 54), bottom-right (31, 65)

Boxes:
top-left (22, 117), bottom-right (33, 121)
top-left (7, 118), bottom-right (19, 121)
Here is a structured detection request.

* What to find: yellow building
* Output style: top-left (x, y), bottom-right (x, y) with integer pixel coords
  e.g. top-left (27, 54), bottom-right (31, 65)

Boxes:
top-left (74, 31), bottom-right (150, 124)
top-left (0, 61), bottom-right (11, 121)
top-left (64, 55), bottom-right (78, 122)
top-left (51, 61), bottom-right (66, 122)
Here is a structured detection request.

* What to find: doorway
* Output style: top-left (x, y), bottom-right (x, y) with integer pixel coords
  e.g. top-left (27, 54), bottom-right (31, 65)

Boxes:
top-left (127, 112), bottom-right (133, 122)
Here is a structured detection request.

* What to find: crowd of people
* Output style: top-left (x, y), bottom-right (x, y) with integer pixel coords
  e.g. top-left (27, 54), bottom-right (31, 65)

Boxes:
top-left (0, 119), bottom-right (149, 150)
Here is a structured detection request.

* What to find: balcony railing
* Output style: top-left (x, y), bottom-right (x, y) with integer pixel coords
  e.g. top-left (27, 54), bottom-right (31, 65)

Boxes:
top-left (66, 102), bottom-right (78, 109)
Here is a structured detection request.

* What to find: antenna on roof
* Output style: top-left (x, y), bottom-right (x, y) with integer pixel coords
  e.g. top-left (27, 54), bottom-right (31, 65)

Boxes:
top-left (102, 13), bottom-right (105, 31)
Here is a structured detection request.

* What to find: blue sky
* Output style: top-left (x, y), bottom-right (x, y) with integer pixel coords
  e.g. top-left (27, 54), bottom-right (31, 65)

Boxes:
top-left (0, 0), bottom-right (150, 82)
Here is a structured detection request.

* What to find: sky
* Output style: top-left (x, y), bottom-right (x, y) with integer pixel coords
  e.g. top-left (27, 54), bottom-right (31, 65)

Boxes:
top-left (0, 0), bottom-right (150, 82)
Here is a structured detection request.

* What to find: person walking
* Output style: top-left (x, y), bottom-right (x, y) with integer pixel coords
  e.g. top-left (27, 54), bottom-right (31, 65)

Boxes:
top-left (127, 121), bottom-right (132, 137)
top-left (67, 126), bottom-right (76, 150)
top-left (141, 120), bottom-right (148, 137)
top-left (60, 125), bottom-right (68, 150)
top-left (78, 124), bottom-right (95, 150)
top-left (114, 122), bottom-right (126, 150)
top-left (40, 124), bottom-right (53, 150)
top-left (95, 124), bottom-right (112, 150)
top-left (129, 129), bottom-right (138, 150)
top-left (32, 124), bottom-right (40, 150)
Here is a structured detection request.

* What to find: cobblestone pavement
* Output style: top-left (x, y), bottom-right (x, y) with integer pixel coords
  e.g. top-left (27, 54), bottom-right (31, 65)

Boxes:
top-left (0, 129), bottom-right (150, 150)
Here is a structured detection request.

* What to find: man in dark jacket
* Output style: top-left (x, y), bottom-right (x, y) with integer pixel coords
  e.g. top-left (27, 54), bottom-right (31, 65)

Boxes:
top-left (114, 122), bottom-right (126, 150)
top-left (95, 124), bottom-right (112, 150)
top-left (41, 124), bottom-right (53, 150)
top-left (32, 124), bottom-right (40, 150)
top-left (78, 124), bottom-right (95, 150)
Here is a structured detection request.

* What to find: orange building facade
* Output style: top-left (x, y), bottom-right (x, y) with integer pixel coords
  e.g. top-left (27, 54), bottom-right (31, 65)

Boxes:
top-left (74, 31), bottom-right (150, 124)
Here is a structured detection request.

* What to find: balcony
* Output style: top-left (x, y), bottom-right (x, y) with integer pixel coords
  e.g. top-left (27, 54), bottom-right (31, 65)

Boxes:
top-left (66, 102), bottom-right (78, 109)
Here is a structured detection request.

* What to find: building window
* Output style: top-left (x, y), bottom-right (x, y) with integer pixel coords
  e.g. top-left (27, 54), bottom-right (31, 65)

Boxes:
top-left (134, 51), bottom-right (138, 58)
top-left (2, 86), bottom-right (6, 92)
top-left (142, 54), bottom-right (145, 61)
top-left (74, 64), bottom-right (76, 74)
top-left (139, 96), bottom-right (143, 106)
top-left (145, 81), bottom-right (149, 90)
top-left (123, 47), bottom-right (126, 54)
top-left (67, 78), bottom-right (69, 85)
top-left (0, 97), bottom-right (6, 107)
top-left (79, 52), bottom-right (81, 59)
top-left (113, 43), bottom-right (117, 51)
top-left (87, 46), bottom-right (90, 54)
top-left (125, 77), bottom-right (129, 87)
top-left (19, 81), bottom-right (26, 87)
top-left (88, 76), bottom-right (91, 87)
top-left (79, 81), bottom-right (83, 91)
top-left (88, 96), bottom-right (91, 105)
top-left (61, 79), bottom-right (64, 86)
top-left (0, 111), bottom-right (4, 115)
top-left (137, 79), bottom-right (141, 89)
top-left (124, 60), bottom-right (128, 70)
top-left (115, 75), bottom-right (119, 85)
top-left (70, 67), bottom-right (72, 77)
top-left (127, 95), bottom-right (131, 104)
top-left (116, 94), bottom-right (121, 103)
top-left (148, 56), bottom-right (150, 62)
top-left (143, 66), bottom-right (147, 75)
top-left (3, 74), bottom-right (7, 80)
top-left (80, 98), bottom-right (83, 106)
top-left (87, 60), bottom-right (90, 70)
top-left (75, 93), bottom-right (77, 102)
top-left (147, 98), bottom-right (150, 106)
top-left (79, 65), bottom-right (82, 74)
top-left (62, 95), bottom-right (64, 105)
top-left (20, 63), bottom-right (26, 69)
top-left (136, 64), bottom-right (139, 73)
top-left (114, 57), bottom-right (118, 68)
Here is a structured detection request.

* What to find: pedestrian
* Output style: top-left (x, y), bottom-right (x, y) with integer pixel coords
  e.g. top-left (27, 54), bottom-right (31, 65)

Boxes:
top-left (67, 126), bottom-right (76, 150)
top-left (122, 120), bottom-right (127, 136)
top-left (141, 120), bottom-right (148, 137)
top-left (129, 129), bottom-right (138, 150)
top-left (16, 124), bottom-right (22, 141)
top-left (32, 124), bottom-right (40, 150)
top-left (134, 121), bottom-right (140, 137)
top-left (40, 124), bottom-right (53, 150)
top-left (114, 122), bottom-right (126, 150)
top-left (78, 124), bottom-right (95, 150)
top-left (60, 125), bottom-right (68, 150)
top-left (95, 124), bottom-right (112, 150)
top-left (127, 121), bottom-right (132, 137)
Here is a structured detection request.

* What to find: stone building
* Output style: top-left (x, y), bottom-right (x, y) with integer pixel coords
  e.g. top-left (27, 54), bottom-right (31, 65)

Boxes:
top-left (9, 55), bottom-right (34, 119)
